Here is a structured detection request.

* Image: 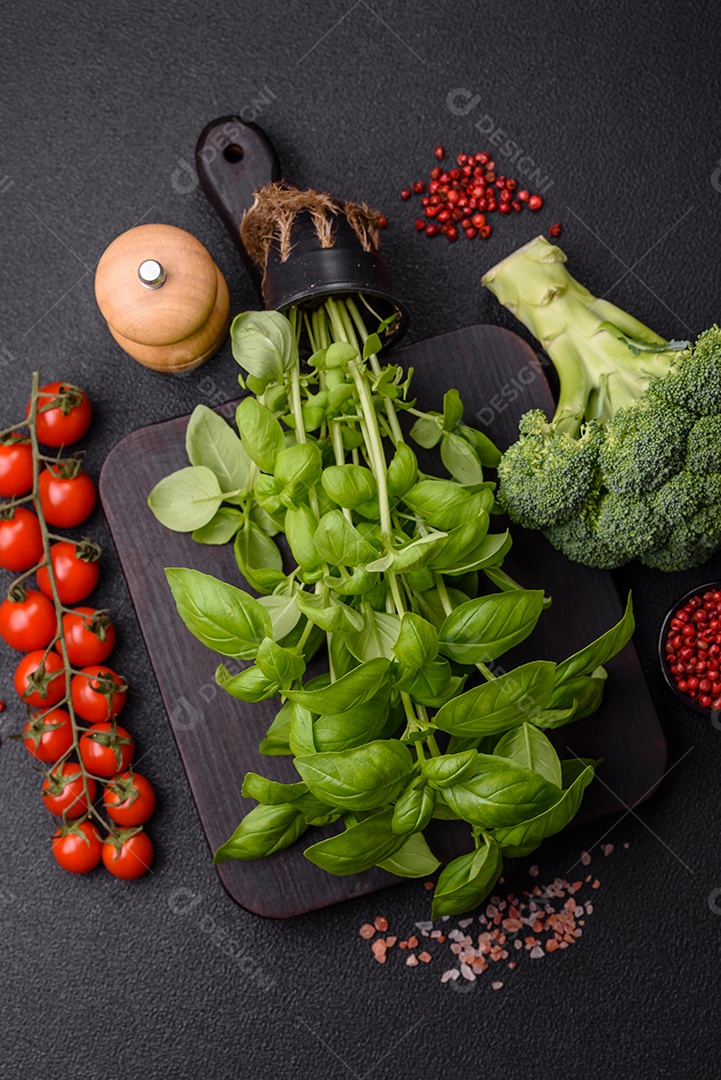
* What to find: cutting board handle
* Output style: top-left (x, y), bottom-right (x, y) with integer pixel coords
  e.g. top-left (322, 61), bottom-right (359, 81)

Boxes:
top-left (195, 116), bottom-right (281, 295)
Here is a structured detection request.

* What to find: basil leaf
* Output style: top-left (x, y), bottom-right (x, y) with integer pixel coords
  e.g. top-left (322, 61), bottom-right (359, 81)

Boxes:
top-left (393, 612), bottom-right (438, 669)
top-left (442, 531), bottom-right (513, 577)
top-left (431, 840), bottom-right (503, 918)
top-left (325, 341), bottom-right (358, 367)
top-left (191, 507), bottom-right (244, 545)
top-left (330, 566), bottom-right (379, 597)
top-left (295, 591), bottom-right (365, 634)
top-left (313, 688), bottom-right (393, 753)
top-left (442, 389), bottom-right (464, 432)
top-left (422, 750), bottom-right (478, 789)
top-left (259, 700), bottom-right (293, 756)
top-left (441, 431), bottom-right (485, 485)
top-left (434, 661), bottom-right (556, 737)
top-left (285, 658), bottom-right (391, 713)
top-left (241, 772), bottom-right (308, 804)
top-left (148, 466), bottom-right (223, 531)
top-left (255, 638), bottom-right (305, 687)
top-left (303, 809), bottom-right (405, 875)
top-left (165, 568), bottom-right (271, 659)
top-left (403, 481), bottom-right (491, 530)
top-left (186, 404), bottom-right (251, 493)
top-left (377, 832), bottom-right (440, 877)
top-left (214, 803), bottom-right (306, 863)
top-left (458, 423), bottom-right (502, 467)
top-left (231, 310), bottom-right (296, 389)
top-left (234, 522), bottom-right (284, 594)
top-left (386, 443), bottom-right (418, 497)
top-left (288, 700), bottom-right (316, 757)
top-left (391, 780), bottom-right (436, 835)
top-left (442, 755), bottom-right (561, 828)
top-left (328, 632), bottom-right (359, 679)
top-left (532, 704), bottom-right (578, 728)
top-left (556, 594), bottom-right (634, 683)
top-left (409, 415), bottom-right (443, 448)
top-left (438, 590), bottom-right (545, 664)
top-left (550, 670), bottom-right (607, 720)
top-left (494, 723), bottom-right (562, 788)
top-left (236, 398), bottom-right (285, 473)
top-left (321, 464), bottom-right (377, 508)
top-left (561, 757), bottom-right (601, 788)
top-left (274, 443), bottom-right (323, 503)
top-left (429, 517), bottom-right (490, 571)
top-left (257, 592), bottom-right (303, 641)
top-left (216, 663), bottom-right (279, 702)
top-left (314, 511), bottom-right (378, 567)
top-left (284, 505), bottom-right (322, 572)
top-left (396, 659), bottom-right (455, 707)
top-left (295, 739), bottom-right (413, 810)
top-left (345, 608), bottom-right (400, 661)
top-left (416, 585), bottom-right (472, 630)
top-left (389, 533), bottom-right (448, 574)
top-left (491, 765), bottom-right (595, 848)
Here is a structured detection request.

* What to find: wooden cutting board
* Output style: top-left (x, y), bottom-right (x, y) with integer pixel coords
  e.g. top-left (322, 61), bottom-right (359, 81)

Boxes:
top-left (99, 324), bottom-right (667, 917)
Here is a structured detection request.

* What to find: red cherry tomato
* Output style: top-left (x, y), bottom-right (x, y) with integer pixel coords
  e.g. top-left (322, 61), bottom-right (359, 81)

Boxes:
top-left (57, 607), bottom-right (115, 666)
top-left (102, 829), bottom-right (153, 879)
top-left (103, 771), bottom-right (156, 826)
top-left (0, 435), bottom-right (33, 498)
top-left (52, 820), bottom-right (102, 874)
top-left (29, 382), bottom-right (92, 448)
top-left (38, 466), bottom-right (96, 528)
top-left (71, 665), bottom-right (127, 722)
top-left (23, 708), bottom-right (74, 763)
top-left (0, 507), bottom-right (43, 571)
top-left (14, 650), bottom-right (66, 708)
top-left (79, 722), bottom-right (134, 778)
top-left (42, 762), bottom-right (96, 818)
top-left (36, 542), bottom-right (100, 604)
top-left (0, 588), bottom-right (57, 651)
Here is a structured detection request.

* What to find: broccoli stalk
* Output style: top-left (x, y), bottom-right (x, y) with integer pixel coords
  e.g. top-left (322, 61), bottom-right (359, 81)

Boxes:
top-left (482, 236), bottom-right (678, 433)
top-left (482, 236), bottom-right (721, 572)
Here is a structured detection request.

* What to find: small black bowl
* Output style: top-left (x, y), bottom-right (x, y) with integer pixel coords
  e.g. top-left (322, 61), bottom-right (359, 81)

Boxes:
top-left (658, 580), bottom-right (721, 716)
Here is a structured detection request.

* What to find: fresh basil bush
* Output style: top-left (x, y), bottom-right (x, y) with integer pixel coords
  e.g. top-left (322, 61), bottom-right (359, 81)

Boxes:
top-left (148, 300), bottom-right (636, 916)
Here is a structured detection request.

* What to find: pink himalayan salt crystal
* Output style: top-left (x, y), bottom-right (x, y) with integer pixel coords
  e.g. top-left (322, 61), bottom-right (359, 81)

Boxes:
top-left (530, 946), bottom-right (545, 959)
top-left (491, 981), bottom-right (504, 990)
top-left (406, 954), bottom-right (419, 968)
top-left (580, 851), bottom-right (591, 866)
top-left (602, 844), bottom-right (614, 856)
top-left (529, 865), bottom-right (539, 877)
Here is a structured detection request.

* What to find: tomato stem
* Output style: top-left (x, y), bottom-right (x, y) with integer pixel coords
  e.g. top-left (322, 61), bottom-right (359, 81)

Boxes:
top-left (26, 373), bottom-right (114, 836)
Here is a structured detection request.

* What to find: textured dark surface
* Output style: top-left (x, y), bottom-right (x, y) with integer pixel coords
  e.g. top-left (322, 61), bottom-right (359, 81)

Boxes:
top-left (1, 1), bottom-right (720, 1078)
top-left (100, 324), bottom-right (665, 916)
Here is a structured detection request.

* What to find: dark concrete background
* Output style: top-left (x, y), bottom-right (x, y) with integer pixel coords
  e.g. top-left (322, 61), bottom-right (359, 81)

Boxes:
top-left (1, 2), bottom-right (721, 1077)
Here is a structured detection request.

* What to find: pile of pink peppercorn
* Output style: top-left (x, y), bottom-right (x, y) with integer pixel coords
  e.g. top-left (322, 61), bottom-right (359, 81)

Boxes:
top-left (664, 588), bottom-right (721, 709)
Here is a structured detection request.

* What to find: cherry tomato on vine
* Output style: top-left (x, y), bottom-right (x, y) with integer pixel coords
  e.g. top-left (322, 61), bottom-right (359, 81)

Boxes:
top-left (102, 829), bottom-right (153, 879)
top-left (29, 382), bottom-right (92, 448)
top-left (0, 588), bottom-right (57, 651)
top-left (0, 507), bottom-right (43, 572)
top-left (14, 650), bottom-right (65, 708)
top-left (103, 771), bottom-right (155, 826)
top-left (0, 435), bottom-right (33, 498)
top-left (23, 708), bottom-right (74, 763)
top-left (71, 665), bottom-right (127, 722)
top-left (38, 466), bottom-right (96, 528)
top-left (79, 722), bottom-right (134, 778)
top-left (37, 541), bottom-right (100, 604)
top-left (42, 763), bottom-right (96, 818)
top-left (57, 607), bottom-right (115, 667)
top-left (52, 820), bottom-right (102, 874)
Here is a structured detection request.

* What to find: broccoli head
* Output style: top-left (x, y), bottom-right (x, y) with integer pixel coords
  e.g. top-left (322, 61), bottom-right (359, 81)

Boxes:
top-left (497, 410), bottom-right (600, 528)
top-left (483, 238), bottom-right (721, 571)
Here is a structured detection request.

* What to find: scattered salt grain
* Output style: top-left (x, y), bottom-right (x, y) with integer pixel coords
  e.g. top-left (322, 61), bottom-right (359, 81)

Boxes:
top-left (458, 918), bottom-right (474, 928)
top-left (406, 954), bottom-right (419, 967)
top-left (441, 969), bottom-right (459, 983)
top-left (580, 851), bottom-right (591, 866)
top-left (374, 916), bottom-right (389, 932)
top-left (359, 924), bottom-right (375, 939)
top-left (491, 981), bottom-right (504, 990)
top-left (602, 844), bottom-right (614, 857)
top-left (460, 963), bottom-right (476, 981)
top-left (529, 865), bottom-right (539, 877)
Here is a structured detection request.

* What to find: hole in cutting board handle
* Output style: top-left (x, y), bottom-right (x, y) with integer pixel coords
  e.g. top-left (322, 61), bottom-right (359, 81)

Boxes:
top-left (223, 144), bottom-right (244, 164)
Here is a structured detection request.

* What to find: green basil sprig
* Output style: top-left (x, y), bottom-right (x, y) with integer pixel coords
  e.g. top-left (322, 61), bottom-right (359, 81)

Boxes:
top-left (148, 299), bottom-right (637, 916)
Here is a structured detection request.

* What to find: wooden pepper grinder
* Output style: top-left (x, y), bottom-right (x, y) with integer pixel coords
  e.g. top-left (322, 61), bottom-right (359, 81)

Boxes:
top-left (95, 223), bottom-right (231, 373)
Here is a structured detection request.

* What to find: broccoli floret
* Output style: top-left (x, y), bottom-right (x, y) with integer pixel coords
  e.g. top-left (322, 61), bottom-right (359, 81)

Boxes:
top-left (595, 490), bottom-right (668, 560)
top-left (651, 326), bottom-right (721, 416)
top-left (483, 237), bottom-right (721, 571)
top-left (686, 416), bottom-right (721, 475)
top-left (497, 410), bottom-right (600, 528)
top-left (641, 504), bottom-right (721, 571)
top-left (599, 399), bottom-right (692, 497)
